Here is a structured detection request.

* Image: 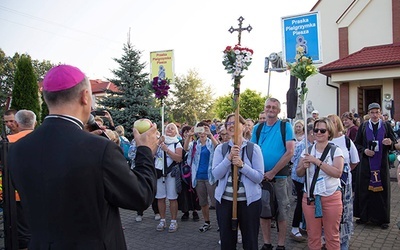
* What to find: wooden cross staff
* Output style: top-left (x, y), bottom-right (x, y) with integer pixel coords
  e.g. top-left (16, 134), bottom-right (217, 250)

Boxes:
top-left (228, 16), bottom-right (252, 231)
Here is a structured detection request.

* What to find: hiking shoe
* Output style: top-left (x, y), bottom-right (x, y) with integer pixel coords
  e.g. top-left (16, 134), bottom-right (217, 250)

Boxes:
top-left (199, 223), bottom-right (211, 232)
top-left (168, 221), bottom-right (178, 233)
top-left (260, 244), bottom-right (273, 250)
top-left (135, 215), bottom-right (142, 222)
top-left (154, 213), bottom-right (161, 220)
top-left (181, 212), bottom-right (189, 221)
top-left (192, 211), bottom-right (200, 222)
top-left (156, 220), bottom-right (166, 231)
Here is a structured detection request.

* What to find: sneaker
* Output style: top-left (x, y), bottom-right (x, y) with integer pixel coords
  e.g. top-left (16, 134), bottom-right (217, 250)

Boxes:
top-left (192, 211), bottom-right (200, 222)
top-left (181, 212), bottom-right (189, 221)
top-left (154, 213), bottom-right (161, 221)
top-left (156, 220), bottom-right (166, 231)
top-left (135, 215), bottom-right (142, 222)
top-left (168, 221), bottom-right (178, 233)
top-left (199, 223), bottom-right (211, 232)
top-left (237, 230), bottom-right (242, 244)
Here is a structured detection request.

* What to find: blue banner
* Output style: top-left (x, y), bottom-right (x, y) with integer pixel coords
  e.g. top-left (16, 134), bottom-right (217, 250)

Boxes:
top-left (282, 12), bottom-right (321, 64)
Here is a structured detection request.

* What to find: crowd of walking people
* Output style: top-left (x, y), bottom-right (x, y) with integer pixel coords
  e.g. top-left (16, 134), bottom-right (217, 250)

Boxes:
top-left (2, 64), bottom-right (400, 250)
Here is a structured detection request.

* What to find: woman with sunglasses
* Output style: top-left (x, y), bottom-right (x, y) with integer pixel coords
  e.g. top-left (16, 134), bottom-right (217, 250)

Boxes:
top-left (297, 118), bottom-right (344, 250)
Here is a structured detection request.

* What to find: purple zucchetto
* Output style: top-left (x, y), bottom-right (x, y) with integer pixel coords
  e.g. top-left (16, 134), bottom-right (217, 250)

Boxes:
top-left (43, 65), bottom-right (85, 92)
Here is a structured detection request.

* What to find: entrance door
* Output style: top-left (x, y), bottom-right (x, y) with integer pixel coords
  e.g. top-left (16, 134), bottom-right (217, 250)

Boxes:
top-left (357, 87), bottom-right (381, 117)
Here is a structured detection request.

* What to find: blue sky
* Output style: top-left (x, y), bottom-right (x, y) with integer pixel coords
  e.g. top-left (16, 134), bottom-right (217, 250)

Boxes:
top-left (1, 0), bottom-right (316, 114)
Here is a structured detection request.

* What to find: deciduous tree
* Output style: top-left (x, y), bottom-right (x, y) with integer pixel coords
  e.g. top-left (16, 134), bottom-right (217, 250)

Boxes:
top-left (213, 89), bottom-right (267, 120)
top-left (166, 70), bottom-right (214, 125)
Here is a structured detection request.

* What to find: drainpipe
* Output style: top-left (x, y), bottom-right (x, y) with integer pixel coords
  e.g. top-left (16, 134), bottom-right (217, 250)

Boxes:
top-left (325, 76), bottom-right (339, 114)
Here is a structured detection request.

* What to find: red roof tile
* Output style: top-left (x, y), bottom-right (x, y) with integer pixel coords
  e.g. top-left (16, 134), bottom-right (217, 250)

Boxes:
top-left (319, 43), bottom-right (400, 76)
top-left (90, 79), bottom-right (119, 94)
top-left (39, 79), bottom-right (118, 94)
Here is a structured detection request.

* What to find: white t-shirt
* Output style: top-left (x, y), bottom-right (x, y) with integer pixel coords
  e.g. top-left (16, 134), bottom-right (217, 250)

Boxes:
top-left (301, 144), bottom-right (344, 196)
top-left (331, 135), bottom-right (360, 175)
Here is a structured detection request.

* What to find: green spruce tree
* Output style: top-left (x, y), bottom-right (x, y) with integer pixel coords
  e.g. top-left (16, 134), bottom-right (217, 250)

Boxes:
top-left (99, 42), bottom-right (160, 139)
top-left (11, 54), bottom-right (40, 122)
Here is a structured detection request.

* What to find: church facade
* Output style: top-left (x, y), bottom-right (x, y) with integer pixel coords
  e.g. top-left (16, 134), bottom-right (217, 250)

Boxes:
top-left (304, 0), bottom-right (400, 120)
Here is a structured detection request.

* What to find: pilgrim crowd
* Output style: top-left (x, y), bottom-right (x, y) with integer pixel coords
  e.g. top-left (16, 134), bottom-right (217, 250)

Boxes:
top-left (2, 64), bottom-right (400, 250)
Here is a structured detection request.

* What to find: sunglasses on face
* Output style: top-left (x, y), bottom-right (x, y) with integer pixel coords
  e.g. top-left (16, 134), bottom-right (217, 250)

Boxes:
top-left (225, 121), bottom-right (235, 126)
top-left (313, 128), bottom-right (327, 134)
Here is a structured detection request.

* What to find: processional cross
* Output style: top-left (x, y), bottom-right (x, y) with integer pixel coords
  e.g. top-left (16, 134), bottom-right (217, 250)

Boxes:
top-left (228, 16), bottom-right (252, 231)
top-left (228, 16), bottom-right (253, 46)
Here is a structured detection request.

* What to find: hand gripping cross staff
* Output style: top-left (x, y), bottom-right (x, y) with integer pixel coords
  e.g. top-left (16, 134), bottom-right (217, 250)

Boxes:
top-left (225, 16), bottom-right (252, 231)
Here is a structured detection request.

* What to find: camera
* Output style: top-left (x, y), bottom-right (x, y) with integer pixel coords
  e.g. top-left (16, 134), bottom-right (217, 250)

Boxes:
top-left (307, 197), bottom-right (315, 205)
top-left (194, 127), bottom-right (205, 134)
top-left (91, 110), bottom-right (106, 116)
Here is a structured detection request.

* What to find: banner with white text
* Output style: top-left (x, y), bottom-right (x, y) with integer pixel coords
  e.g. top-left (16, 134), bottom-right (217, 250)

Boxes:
top-left (282, 12), bottom-right (322, 64)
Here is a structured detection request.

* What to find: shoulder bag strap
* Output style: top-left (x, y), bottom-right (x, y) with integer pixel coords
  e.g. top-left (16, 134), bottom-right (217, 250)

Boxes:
top-left (256, 123), bottom-right (264, 144)
top-left (309, 144), bottom-right (332, 199)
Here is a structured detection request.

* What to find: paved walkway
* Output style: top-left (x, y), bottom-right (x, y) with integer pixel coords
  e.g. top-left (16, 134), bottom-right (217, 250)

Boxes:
top-left (1, 168), bottom-right (399, 249)
top-left (122, 167), bottom-right (400, 250)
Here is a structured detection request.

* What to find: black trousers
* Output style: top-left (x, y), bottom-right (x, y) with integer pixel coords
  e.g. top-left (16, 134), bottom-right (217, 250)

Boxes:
top-left (17, 201), bottom-right (31, 249)
top-left (291, 180), bottom-right (304, 227)
top-left (216, 198), bottom-right (261, 250)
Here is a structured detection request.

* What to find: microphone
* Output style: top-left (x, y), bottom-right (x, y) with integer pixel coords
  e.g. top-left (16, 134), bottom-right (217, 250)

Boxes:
top-left (87, 114), bottom-right (110, 139)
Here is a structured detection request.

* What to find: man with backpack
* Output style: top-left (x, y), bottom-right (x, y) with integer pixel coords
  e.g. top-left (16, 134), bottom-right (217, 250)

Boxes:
top-left (251, 98), bottom-right (295, 250)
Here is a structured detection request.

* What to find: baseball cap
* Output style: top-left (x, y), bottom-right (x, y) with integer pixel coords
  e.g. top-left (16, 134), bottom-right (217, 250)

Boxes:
top-left (43, 65), bottom-right (85, 92)
top-left (368, 103), bottom-right (381, 111)
top-left (312, 110), bottom-right (319, 114)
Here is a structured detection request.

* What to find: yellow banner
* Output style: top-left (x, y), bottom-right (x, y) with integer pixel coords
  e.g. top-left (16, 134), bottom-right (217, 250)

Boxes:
top-left (150, 50), bottom-right (174, 82)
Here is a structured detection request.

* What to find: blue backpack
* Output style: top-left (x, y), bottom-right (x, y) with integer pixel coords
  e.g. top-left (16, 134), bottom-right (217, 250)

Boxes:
top-left (119, 136), bottom-right (131, 161)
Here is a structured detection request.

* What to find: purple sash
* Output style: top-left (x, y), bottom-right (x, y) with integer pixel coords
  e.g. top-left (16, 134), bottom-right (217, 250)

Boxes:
top-left (365, 120), bottom-right (385, 192)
